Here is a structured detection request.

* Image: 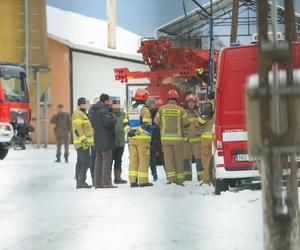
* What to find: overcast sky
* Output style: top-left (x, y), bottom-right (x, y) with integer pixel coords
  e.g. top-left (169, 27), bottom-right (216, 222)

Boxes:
top-left (46, 0), bottom-right (300, 38)
top-left (46, 0), bottom-right (206, 36)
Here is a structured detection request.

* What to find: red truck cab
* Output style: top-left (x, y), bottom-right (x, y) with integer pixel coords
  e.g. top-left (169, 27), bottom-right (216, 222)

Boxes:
top-left (0, 62), bottom-right (32, 159)
top-left (211, 42), bottom-right (300, 194)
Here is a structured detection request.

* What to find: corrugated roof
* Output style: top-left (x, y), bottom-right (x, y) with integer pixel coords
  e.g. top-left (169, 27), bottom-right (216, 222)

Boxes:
top-left (156, 0), bottom-right (300, 39)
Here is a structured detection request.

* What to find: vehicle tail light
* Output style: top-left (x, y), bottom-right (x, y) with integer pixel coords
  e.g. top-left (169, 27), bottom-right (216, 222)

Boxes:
top-left (217, 150), bottom-right (224, 157)
top-left (216, 125), bottom-right (223, 149)
top-left (0, 106), bottom-right (10, 122)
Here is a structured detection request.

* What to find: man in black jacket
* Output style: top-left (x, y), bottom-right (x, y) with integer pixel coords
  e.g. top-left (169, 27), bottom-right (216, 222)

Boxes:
top-left (91, 94), bottom-right (117, 188)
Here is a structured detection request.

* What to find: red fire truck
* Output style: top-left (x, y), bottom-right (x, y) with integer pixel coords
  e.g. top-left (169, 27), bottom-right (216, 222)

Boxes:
top-left (210, 41), bottom-right (300, 194)
top-left (0, 62), bottom-right (33, 160)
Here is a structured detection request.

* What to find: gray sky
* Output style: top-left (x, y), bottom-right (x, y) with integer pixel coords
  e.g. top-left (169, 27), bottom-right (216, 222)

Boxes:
top-left (46, 0), bottom-right (201, 37)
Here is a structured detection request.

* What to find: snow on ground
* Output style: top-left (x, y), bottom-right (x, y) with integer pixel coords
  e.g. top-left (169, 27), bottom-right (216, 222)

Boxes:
top-left (0, 145), bottom-right (266, 250)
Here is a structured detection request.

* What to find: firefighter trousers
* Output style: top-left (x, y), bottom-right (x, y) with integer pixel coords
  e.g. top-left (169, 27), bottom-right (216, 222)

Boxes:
top-left (200, 140), bottom-right (211, 184)
top-left (183, 141), bottom-right (203, 181)
top-left (128, 142), bottom-right (150, 184)
top-left (162, 142), bottom-right (184, 185)
top-left (75, 147), bottom-right (90, 185)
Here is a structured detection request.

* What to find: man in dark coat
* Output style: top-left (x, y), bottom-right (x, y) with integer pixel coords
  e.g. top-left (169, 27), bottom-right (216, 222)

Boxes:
top-left (50, 104), bottom-right (72, 163)
top-left (146, 97), bottom-right (164, 181)
top-left (91, 94), bottom-right (117, 188)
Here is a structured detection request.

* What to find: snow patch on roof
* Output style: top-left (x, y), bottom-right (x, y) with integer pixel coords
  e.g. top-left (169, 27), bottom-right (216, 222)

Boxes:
top-left (46, 6), bottom-right (142, 59)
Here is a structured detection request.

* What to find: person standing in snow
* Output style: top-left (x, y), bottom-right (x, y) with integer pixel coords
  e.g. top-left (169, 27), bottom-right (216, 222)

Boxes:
top-left (124, 89), bottom-right (153, 187)
top-left (182, 94), bottom-right (208, 182)
top-left (50, 104), bottom-right (72, 163)
top-left (154, 89), bottom-right (190, 186)
top-left (146, 96), bottom-right (163, 182)
top-left (92, 94), bottom-right (117, 188)
top-left (111, 97), bottom-right (127, 184)
top-left (72, 97), bottom-right (93, 189)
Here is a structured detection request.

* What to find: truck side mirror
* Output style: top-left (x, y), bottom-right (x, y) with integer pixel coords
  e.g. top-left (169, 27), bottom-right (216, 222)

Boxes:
top-left (201, 103), bottom-right (213, 119)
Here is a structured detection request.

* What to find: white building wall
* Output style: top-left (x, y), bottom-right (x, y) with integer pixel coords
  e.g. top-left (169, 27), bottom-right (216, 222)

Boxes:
top-left (72, 51), bottom-right (149, 110)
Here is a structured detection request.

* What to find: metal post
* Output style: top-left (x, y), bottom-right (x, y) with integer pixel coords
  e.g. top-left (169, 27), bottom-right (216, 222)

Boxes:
top-left (254, 0), bottom-right (300, 249)
top-left (107, 0), bottom-right (116, 49)
top-left (35, 70), bottom-right (40, 148)
top-left (24, 0), bottom-right (30, 82)
top-left (43, 87), bottom-right (48, 148)
top-left (230, 0), bottom-right (239, 44)
top-left (208, 0), bottom-right (214, 97)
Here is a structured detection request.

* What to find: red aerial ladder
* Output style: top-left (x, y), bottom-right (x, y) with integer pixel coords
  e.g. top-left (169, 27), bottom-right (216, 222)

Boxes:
top-left (114, 39), bottom-right (218, 106)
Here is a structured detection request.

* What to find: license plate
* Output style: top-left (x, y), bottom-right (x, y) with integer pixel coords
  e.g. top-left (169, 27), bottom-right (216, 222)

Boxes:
top-left (235, 154), bottom-right (256, 162)
top-left (17, 116), bottom-right (24, 124)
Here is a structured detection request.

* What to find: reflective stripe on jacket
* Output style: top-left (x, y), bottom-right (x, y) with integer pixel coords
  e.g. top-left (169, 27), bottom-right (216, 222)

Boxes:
top-left (72, 108), bottom-right (94, 149)
top-left (184, 108), bottom-right (208, 142)
top-left (154, 101), bottom-right (190, 143)
top-left (124, 105), bottom-right (152, 142)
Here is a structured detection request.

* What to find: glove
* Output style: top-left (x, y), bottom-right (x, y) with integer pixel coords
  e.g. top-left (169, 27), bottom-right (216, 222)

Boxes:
top-left (82, 139), bottom-right (90, 150)
top-left (128, 129), bottom-right (136, 137)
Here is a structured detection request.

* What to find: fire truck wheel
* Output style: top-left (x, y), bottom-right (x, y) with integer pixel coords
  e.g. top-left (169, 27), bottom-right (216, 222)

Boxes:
top-left (0, 145), bottom-right (9, 160)
top-left (215, 179), bottom-right (229, 195)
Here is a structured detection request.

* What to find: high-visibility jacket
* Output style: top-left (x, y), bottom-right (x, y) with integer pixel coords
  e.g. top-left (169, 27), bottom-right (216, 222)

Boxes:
top-left (184, 108), bottom-right (208, 143)
top-left (124, 104), bottom-right (152, 144)
top-left (154, 100), bottom-right (190, 144)
top-left (72, 108), bottom-right (94, 149)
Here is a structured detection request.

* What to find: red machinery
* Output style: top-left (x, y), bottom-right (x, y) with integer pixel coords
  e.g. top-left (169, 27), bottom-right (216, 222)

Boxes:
top-left (114, 39), bottom-right (218, 106)
top-left (0, 62), bottom-right (33, 159)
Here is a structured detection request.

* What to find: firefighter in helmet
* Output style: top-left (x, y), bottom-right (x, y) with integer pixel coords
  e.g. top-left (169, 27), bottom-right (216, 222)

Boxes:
top-left (183, 94), bottom-right (207, 182)
top-left (154, 89), bottom-right (190, 185)
top-left (124, 89), bottom-right (153, 187)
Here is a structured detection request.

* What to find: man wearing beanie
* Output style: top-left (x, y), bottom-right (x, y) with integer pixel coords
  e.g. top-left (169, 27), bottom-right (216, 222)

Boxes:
top-left (91, 93), bottom-right (117, 188)
top-left (72, 97), bottom-right (93, 188)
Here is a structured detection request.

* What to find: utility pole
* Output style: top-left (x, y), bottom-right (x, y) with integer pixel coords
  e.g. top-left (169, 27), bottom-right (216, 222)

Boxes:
top-left (24, 0), bottom-right (30, 83)
top-left (246, 1), bottom-right (300, 249)
top-left (107, 0), bottom-right (116, 49)
top-left (230, 0), bottom-right (239, 44)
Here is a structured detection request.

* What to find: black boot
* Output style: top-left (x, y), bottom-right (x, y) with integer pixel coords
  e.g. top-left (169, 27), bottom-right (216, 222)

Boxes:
top-left (76, 182), bottom-right (92, 189)
top-left (55, 156), bottom-right (61, 163)
top-left (130, 183), bottom-right (139, 188)
top-left (152, 173), bottom-right (158, 182)
top-left (139, 183), bottom-right (154, 187)
top-left (64, 155), bottom-right (69, 163)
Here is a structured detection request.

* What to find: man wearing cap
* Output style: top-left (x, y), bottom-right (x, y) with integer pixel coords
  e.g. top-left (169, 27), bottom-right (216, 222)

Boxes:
top-left (72, 97), bottom-right (94, 189)
top-left (50, 104), bottom-right (72, 163)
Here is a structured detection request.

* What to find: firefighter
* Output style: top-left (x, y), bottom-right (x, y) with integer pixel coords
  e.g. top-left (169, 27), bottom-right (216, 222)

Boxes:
top-left (124, 89), bottom-right (153, 187)
top-left (72, 97), bottom-right (94, 189)
top-left (154, 89), bottom-right (190, 185)
top-left (200, 99), bottom-right (215, 184)
top-left (183, 94), bottom-right (207, 182)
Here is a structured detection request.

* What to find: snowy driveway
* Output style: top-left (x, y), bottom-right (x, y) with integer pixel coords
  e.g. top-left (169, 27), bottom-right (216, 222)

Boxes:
top-left (0, 145), bottom-right (267, 250)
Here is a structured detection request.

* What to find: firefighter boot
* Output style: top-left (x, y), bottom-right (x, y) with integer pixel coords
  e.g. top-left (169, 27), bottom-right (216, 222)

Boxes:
top-left (196, 159), bottom-right (204, 182)
top-left (114, 169), bottom-right (127, 184)
top-left (76, 176), bottom-right (92, 189)
top-left (183, 159), bottom-right (192, 181)
top-left (139, 182), bottom-right (154, 187)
